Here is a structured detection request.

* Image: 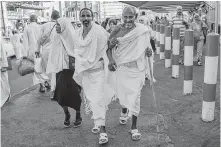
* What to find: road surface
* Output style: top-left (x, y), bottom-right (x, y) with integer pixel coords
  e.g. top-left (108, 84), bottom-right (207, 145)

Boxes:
top-left (1, 58), bottom-right (220, 147)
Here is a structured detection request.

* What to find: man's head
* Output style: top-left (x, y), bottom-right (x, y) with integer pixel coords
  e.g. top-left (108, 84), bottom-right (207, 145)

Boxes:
top-left (51, 10), bottom-right (60, 21)
top-left (122, 6), bottom-right (136, 29)
top-left (194, 13), bottom-right (201, 22)
top-left (198, 8), bottom-right (202, 15)
top-left (108, 19), bottom-right (117, 30)
top-left (176, 6), bottom-right (183, 15)
top-left (29, 14), bottom-right (37, 23)
top-left (138, 17), bottom-right (145, 25)
top-left (79, 8), bottom-right (94, 28)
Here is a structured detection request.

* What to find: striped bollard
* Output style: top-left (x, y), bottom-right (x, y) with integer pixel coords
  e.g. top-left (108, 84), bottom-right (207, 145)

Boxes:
top-left (165, 26), bottom-right (171, 68)
top-left (156, 24), bottom-right (160, 55)
top-left (202, 33), bottom-right (220, 122)
top-left (160, 25), bottom-right (165, 60)
top-left (172, 28), bottom-right (180, 78)
top-left (183, 29), bottom-right (194, 95)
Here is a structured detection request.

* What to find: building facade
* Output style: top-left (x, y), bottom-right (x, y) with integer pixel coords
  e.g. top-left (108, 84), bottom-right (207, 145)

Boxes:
top-left (100, 1), bottom-right (128, 21)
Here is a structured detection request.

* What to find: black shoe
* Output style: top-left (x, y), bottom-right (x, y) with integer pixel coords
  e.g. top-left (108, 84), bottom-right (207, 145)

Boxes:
top-left (39, 85), bottom-right (46, 93)
top-left (64, 114), bottom-right (71, 128)
top-left (45, 82), bottom-right (51, 90)
top-left (73, 117), bottom-right (82, 128)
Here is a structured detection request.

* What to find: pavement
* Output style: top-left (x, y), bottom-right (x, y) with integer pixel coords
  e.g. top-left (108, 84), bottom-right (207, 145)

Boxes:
top-left (7, 57), bottom-right (33, 96)
top-left (1, 56), bottom-right (220, 147)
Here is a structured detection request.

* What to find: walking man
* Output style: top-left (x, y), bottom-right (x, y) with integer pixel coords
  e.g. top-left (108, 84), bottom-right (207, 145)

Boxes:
top-left (107, 6), bottom-right (153, 141)
top-left (37, 10), bottom-right (60, 97)
top-left (23, 14), bottom-right (49, 92)
top-left (72, 8), bottom-right (114, 145)
top-left (172, 6), bottom-right (188, 65)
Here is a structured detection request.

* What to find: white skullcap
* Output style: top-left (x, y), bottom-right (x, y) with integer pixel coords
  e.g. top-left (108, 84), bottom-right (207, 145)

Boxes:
top-left (176, 6), bottom-right (182, 10)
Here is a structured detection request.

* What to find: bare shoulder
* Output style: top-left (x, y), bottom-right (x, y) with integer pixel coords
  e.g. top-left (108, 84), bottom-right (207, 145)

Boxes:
top-left (109, 24), bottom-right (122, 39)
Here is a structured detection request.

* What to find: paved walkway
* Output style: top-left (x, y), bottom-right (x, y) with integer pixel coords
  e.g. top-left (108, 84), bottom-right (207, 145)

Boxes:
top-left (1, 58), bottom-right (220, 147)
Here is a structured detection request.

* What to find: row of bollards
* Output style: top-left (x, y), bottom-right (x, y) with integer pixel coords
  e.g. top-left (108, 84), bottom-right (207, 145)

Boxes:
top-left (151, 23), bottom-right (220, 122)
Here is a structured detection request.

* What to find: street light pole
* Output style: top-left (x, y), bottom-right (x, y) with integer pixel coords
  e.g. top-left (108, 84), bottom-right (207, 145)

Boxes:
top-left (84, 1), bottom-right (87, 8)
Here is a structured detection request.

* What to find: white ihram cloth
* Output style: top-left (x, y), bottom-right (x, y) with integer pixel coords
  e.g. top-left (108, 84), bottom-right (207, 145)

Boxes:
top-left (23, 22), bottom-right (48, 85)
top-left (46, 18), bottom-right (75, 74)
top-left (1, 43), bottom-right (10, 107)
top-left (73, 22), bottom-right (116, 126)
top-left (46, 18), bottom-right (77, 90)
top-left (108, 23), bottom-right (153, 117)
top-left (39, 21), bottom-right (57, 90)
top-left (10, 33), bottom-right (24, 60)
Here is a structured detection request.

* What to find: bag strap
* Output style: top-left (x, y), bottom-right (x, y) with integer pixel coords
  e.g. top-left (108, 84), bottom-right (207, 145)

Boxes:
top-left (41, 24), bottom-right (56, 45)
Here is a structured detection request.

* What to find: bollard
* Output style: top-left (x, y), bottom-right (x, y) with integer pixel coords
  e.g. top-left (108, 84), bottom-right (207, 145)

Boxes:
top-left (183, 29), bottom-right (194, 95)
top-left (172, 28), bottom-right (180, 78)
top-left (202, 33), bottom-right (220, 122)
top-left (160, 25), bottom-right (165, 60)
top-left (165, 26), bottom-right (171, 68)
top-left (156, 24), bottom-right (161, 55)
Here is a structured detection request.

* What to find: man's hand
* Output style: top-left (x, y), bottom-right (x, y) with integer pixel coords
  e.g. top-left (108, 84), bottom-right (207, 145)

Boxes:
top-left (199, 36), bottom-right (204, 40)
top-left (145, 47), bottom-right (152, 57)
top-left (108, 59), bottom-right (117, 72)
top-left (35, 51), bottom-right (40, 57)
top-left (1, 67), bottom-right (7, 72)
top-left (109, 38), bottom-right (119, 49)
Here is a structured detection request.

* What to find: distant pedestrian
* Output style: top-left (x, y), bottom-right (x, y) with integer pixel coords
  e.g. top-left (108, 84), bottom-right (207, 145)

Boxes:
top-left (1, 38), bottom-right (11, 107)
top-left (23, 14), bottom-right (49, 92)
top-left (37, 10), bottom-right (60, 97)
top-left (107, 19), bottom-right (117, 33)
top-left (172, 6), bottom-right (188, 65)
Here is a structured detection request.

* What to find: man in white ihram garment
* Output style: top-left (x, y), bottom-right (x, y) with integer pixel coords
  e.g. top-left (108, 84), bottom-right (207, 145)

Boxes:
top-left (23, 14), bottom-right (49, 92)
top-left (107, 6), bottom-right (153, 141)
top-left (1, 35), bottom-right (11, 107)
top-left (36, 10), bottom-right (60, 97)
top-left (72, 8), bottom-right (115, 145)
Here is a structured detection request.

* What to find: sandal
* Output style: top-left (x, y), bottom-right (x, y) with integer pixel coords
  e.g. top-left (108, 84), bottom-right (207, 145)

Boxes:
top-left (73, 117), bottom-right (82, 128)
top-left (119, 109), bottom-right (129, 125)
top-left (130, 129), bottom-right (141, 141)
top-left (197, 61), bottom-right (202, 66)
top-left (39, 85), bottom-right (46, 93)
top-left (99, 133), bottom-right (108, 145)
top-left (45, 81), bottom-right (51, 90)
top-left (64, 114), bottom-right (71, 128)
top-left (91, 125), bottom-right (100, 134)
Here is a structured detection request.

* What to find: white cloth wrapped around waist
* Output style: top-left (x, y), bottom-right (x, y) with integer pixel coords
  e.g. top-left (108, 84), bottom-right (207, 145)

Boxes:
top-left (85, 59), bottom-right (104, 73)
top-left (117, 60), bottom-right (138, 68)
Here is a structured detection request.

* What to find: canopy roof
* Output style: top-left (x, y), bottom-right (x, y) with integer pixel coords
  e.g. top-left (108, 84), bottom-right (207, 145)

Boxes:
top-left (120, 1), bottom-right (203, 12)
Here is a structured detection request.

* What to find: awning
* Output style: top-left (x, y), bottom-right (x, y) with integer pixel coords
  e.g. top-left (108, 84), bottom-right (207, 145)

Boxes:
top-left (7, 2), bottom-right (49, 10)
top-left (120, 1), bottom-right (203, 12)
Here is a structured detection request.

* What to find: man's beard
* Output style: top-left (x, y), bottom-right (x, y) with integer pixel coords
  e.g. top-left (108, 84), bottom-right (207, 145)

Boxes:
top-left (177, 12), bottom-right (182, 15)
top-left (83, 20), bottom-right (90, 27)
top-left (124, 21), bottom-right (134, 29)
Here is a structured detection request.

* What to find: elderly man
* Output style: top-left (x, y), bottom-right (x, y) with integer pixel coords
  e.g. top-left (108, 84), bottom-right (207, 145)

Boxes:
top-left (172, 6), bottom-right (188, 65)
top-left (23, 14), bottom-right (48, 92)
top-left (107, 6), bottom-right (153, 141)
top-left (37, 10), bottom-right (60, 98)
top-left (72, 8), bottom-right (114, 145)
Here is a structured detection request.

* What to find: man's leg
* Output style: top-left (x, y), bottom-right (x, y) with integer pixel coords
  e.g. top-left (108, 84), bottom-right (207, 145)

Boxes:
top-left (73, 99), bottom-right (82, 128)
top-left (196, 39), bottom-right (204, 66)
top-left (62, 106), bottom-right (71, 127)
top-left (179, 36), bottom-right (185, 64)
